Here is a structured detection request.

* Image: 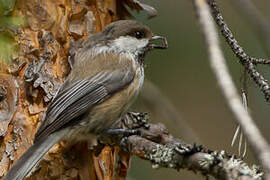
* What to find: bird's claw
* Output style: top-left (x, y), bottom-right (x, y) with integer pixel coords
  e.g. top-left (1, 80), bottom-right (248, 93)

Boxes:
top-left (120, 137), bottom-right (129, 152)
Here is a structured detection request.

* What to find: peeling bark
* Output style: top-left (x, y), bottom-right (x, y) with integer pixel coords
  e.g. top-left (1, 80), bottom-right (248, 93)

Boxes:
top-left (0, 0), bottom-right (156, 179)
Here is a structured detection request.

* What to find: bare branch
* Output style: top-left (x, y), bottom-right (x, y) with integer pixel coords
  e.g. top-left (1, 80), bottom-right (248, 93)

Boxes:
top-left (192, 0), bottom-right (270, 178)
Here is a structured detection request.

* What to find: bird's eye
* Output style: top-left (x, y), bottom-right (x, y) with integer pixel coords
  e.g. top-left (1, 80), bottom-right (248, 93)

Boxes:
top-left (134, 31), bottom-right (144, 39)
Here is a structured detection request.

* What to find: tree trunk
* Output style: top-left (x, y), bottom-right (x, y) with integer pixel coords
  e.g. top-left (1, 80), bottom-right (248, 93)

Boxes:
top-left (0, 0), bottom-right (139, 179)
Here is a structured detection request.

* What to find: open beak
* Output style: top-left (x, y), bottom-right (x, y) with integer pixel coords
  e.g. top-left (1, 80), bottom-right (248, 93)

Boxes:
top-left (148, 36), bottom-right (168, 49)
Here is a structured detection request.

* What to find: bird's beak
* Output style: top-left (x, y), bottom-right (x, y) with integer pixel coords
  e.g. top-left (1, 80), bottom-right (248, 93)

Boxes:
top-left (148, 36), bottom-right (168, 49)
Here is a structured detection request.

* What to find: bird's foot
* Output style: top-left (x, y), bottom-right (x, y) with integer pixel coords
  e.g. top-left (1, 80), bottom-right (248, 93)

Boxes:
top-left (119, 136), bottom-right (129, 152)
top-left (101, 128), bottom-right (141, 152)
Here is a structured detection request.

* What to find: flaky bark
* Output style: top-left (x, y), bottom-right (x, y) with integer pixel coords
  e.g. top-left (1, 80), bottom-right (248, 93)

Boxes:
top-left (0, 0), bottom-right (152, 179)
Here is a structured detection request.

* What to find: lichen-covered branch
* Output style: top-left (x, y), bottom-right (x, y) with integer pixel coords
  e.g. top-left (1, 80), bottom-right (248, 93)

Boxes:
top-left (118, 113), bottom-right (263, 180)
top-left (206, 0), bottom-right (270, 103)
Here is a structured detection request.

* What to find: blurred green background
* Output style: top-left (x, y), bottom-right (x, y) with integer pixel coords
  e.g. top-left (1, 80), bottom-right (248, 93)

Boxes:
top-left (129, 0), bottom-right (270, 179)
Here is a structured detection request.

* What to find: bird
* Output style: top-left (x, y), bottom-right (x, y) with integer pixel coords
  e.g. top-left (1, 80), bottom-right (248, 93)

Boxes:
top-left (3, 20), bottom-right (168, 180)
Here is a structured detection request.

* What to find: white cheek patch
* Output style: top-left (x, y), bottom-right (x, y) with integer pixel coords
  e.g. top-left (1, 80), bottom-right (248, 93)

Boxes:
top-left (87, 36), bottom-right (149, 63)
top-left (112, 36), bottom-right (149, 53)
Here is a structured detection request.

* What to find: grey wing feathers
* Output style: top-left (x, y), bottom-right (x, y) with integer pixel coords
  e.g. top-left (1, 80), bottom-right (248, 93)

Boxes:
top-left (34, 69), bottom-right (135, 142)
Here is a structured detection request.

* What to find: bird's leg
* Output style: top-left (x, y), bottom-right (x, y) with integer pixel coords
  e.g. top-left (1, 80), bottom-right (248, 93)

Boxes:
top-left (99, 128), bottom-right (141, 152)
top-left (97, 112), bottom-right (150, 153)
top-left (103, 128), bottom-right (141, 136)
top-left (102, 129), bottom-right (137, 153)
top-left (96, 128), bottom-right (141, 152)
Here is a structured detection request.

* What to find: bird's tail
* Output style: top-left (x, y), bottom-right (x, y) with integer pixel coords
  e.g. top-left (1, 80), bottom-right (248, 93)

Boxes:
top-left (2, 129), bottom-right (67, 180)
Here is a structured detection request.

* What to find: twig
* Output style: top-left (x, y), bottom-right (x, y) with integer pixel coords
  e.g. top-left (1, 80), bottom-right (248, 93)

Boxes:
top-left (206, 0), bottom-right (270, 103)
top-left (193, 0), bottom-right (270, 179)
top-left (250, 57), bottom-right (270, 65)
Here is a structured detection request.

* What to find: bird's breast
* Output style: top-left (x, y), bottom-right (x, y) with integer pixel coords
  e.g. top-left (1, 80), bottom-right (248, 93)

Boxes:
top-left (89, 63), bottom-right (144, 131)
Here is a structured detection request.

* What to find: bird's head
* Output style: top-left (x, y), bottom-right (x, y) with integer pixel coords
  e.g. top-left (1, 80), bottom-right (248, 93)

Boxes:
top-left (85, 20), bottom-right (168, 61)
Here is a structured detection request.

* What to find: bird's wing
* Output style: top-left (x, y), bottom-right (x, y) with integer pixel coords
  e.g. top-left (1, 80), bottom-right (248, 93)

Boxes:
top-left (34, 68), bottom-right (135, 142)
